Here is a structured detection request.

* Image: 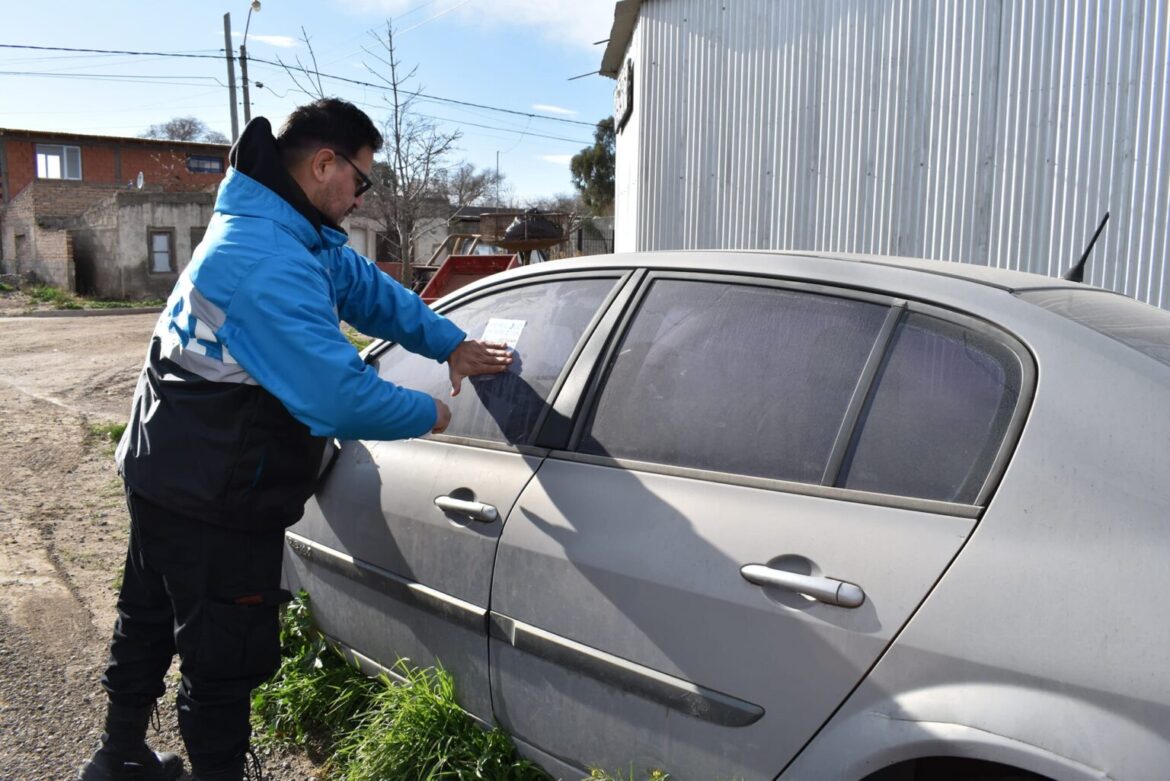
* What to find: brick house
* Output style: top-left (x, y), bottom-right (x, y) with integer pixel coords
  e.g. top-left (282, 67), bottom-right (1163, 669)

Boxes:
top-left (0, 128), bottom-right (228, 298)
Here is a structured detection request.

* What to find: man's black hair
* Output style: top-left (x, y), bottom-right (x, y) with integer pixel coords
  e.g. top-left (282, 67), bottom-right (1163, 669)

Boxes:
top-left (276, 98), bottom-right (383, 164)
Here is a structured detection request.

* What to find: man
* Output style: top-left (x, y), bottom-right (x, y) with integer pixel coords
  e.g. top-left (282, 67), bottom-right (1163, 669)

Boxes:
top-left (78, 99), bottom-right (510, 781)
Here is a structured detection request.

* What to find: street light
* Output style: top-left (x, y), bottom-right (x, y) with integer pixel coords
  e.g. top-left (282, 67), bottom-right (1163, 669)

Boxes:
top-left (222, 2), bottom-right (261, 142)
top-left (240, 1), bottom-right (261, 125)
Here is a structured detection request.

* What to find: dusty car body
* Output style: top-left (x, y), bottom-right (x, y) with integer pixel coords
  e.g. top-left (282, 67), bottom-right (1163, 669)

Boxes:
top-left (284, 251), bottom-right (1170, 780)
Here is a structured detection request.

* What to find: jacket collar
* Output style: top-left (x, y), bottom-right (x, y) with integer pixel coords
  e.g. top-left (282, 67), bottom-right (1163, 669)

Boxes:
top-left (219, 117), bottom-right (349, 252)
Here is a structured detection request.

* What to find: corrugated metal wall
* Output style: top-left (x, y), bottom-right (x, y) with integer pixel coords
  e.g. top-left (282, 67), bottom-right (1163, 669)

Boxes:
top-left (617, 0), bottom-right (1169, 308)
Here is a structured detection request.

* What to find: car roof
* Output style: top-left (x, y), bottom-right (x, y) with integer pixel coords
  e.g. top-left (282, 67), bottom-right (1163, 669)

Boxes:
top-left (531, 250), bottom-right (1099, 295)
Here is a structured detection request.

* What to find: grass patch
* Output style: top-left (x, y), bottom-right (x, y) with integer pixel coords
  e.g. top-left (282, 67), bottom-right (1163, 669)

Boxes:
top-left (87, 421), bottom-right (127, 446)
top-left (20, 284), bottom-right (163, 310)
top-left (85, 297), bottom-right (166, 309)
top-left (0, 281), bottom-right (14, 293)
top-left (28, 284), bottom-right (82, 309)
top-left (588, 772), bottom-right (670, 781)
top-left (87, 421), bottom-right (127, 456)
top-left (253, 593), bottom-right (549, 780)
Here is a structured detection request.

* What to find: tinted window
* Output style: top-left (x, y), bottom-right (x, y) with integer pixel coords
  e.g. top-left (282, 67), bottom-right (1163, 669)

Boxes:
top-left (580, 280), bottom-right (888, 482)
top-left (374, 278), bottom-right (615, 445)
top-left (839, 313), bottom-right (1022, 503)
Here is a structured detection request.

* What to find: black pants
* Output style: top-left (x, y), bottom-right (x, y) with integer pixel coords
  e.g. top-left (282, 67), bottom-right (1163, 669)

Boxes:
top-left (102, 485), bottom-right (287, 772)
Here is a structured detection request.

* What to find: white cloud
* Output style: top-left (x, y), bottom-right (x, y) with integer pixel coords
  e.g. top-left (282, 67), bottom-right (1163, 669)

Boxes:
top-left (540, 154), bottom-right (574, 165)
top-left (250, 34), bottom-right (300, 48)
top-left (533, 104), bottom-right (577, 116)
top-left (231, 32), bottom-right (300, 48)
top-left (336, 0), bottom-right (615, 50)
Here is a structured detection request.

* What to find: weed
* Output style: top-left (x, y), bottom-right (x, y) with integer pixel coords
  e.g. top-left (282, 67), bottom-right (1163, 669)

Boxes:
top-left (587, 770), bottom-right (671, 781)
top-left (27, 284), bottom-right (80, 309)
top-left (334, 664), bottom-right (548, 781)
top-left (86, 298), bottom-right (166, 310)
top-left (110, 565), bottom-right (124, 594)
top-left (0, 281), bottom-right (14, 293)
top-left (253, 593), bottom-right (549, 780)
top-left (255, 594), bottom-right (676, 781)
top-left (86, 421), bottom-right (127, 448)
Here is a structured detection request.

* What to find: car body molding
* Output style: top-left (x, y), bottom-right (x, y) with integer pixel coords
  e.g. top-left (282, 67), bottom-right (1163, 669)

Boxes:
top-left (284, 531), bottom-right (486, 633)
top-left (489, 612), bottom-right (765, 728)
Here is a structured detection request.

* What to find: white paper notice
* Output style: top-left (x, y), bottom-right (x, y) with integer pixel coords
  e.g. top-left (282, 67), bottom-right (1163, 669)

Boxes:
top-left (481, 318), bottom-right (526, 348)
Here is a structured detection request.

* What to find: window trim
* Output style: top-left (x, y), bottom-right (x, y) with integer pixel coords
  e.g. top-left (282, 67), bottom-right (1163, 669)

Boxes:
top-left (366, 270), bottom-right (633, 451)
top-left (186, 154), bottom-right (225, 174)
top-left (35, 143), bottom-right (82, 180)
top-left (565, 270), bottom-right (1036, 515)
top-left (147, 228), bottom-right (176, 274)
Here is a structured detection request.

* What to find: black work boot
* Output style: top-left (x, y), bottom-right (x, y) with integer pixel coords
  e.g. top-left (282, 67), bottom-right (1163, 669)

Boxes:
top-left (191, 748), bottom-right (264, 781)
top-left (77, 701), bottom-right (184, 781)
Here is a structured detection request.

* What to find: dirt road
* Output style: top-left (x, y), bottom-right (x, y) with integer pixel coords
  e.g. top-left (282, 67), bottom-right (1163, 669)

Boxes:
top-left (0, 310), bottom-right (315, 780)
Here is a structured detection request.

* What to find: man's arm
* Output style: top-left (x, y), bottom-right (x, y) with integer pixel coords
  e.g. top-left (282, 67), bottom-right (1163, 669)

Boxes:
top-left (333, 247), bottom-right (512, 392)
top-left (331, 247), bottom-right (463, 360)
top-left (220, 259), bottom-right (442, 440)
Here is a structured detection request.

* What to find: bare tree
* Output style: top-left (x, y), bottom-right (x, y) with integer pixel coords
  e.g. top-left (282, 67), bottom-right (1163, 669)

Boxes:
top-left (141, 117), bottom-right (229, 144)
top-left (361, 21), bottom-right (460, 286)
top-left (441, 161), bottom-right (506, 209)
top-left (276, 27), bottom-right (326, 99)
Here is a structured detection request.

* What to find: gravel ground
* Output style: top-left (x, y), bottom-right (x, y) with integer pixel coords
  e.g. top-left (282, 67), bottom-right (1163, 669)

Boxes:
top-left (0, 300), bottom-right (321, 780)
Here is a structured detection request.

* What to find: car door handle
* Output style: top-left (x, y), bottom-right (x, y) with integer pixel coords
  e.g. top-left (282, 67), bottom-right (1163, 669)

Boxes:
top-left (740, 564), bottom-right (866, 608)
top-left (434, 495), bottom-right (499, 523)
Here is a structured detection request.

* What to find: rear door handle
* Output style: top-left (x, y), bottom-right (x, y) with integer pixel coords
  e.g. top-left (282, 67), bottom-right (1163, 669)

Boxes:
top-left (434, 495), bottom-right (499, 523)
top-left (740, 564), bottom-right (865, 608)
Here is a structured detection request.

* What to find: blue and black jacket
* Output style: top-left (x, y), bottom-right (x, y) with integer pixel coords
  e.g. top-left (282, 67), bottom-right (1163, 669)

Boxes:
top-left (117, 118), bottom-right (465, 531)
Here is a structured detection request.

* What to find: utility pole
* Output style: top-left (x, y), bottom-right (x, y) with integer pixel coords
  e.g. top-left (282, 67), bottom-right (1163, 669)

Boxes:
top-left (223, 13), bottom-right (240, 141)
top-left (240, 44), bottom-right (252, 125)
top-left (240, 1), bottom-right (261, 126)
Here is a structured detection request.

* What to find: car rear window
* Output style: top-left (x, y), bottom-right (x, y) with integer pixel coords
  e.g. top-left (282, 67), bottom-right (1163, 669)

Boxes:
top-left (837, 313), bottom-right (1023, 504)
top-left (1018, 288), bottom-right (1170, 369)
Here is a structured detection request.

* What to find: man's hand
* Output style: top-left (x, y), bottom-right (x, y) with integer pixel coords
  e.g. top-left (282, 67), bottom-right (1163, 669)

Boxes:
top-left (447, 339), bottom-right (512, 396)
top-left (432, 398), bottom-right (452, 434)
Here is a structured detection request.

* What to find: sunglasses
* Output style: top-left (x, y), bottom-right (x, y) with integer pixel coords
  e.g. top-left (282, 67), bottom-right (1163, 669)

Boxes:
top-left (334, 150), bottom-right (373, 197)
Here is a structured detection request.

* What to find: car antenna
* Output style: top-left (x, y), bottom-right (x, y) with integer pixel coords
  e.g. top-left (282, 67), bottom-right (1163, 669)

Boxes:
top-left (1063, 211), bottom-right (1110, 283)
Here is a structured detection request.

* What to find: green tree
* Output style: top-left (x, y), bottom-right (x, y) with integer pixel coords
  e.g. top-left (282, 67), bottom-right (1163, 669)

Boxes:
top-left (570, 117), bottom-right (615, 215)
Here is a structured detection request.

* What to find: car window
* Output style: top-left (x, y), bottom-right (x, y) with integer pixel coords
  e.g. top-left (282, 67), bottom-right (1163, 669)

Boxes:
top-left (838, 312), bottom-right (1022, 503)
top-left (579, 279), bottom-right (889, 483)
top-left (373, 277), bottom-right (616, 445)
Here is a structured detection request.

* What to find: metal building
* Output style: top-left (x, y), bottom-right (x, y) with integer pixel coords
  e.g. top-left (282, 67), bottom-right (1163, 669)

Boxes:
top-left (601, 0), bottom-right (1169, 308)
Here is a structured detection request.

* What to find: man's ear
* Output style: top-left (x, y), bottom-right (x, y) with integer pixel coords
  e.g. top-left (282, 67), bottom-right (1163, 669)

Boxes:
top-left (308, 148), bottom-right (336, 183)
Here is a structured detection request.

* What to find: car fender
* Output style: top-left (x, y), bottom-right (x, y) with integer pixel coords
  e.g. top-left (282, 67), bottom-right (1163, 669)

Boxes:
top-left (778, 682), bottom-right (1130, 781)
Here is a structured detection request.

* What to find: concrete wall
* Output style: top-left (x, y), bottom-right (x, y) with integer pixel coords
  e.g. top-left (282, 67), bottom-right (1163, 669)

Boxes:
top-left (114, 192), bottom-right (213, 299)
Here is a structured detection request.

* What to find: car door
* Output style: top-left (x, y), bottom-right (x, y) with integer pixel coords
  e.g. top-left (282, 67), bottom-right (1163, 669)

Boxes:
top-left (489, 272), bottom-right (1032, 777)
top-left (283, 271), bottom-right (625, 721)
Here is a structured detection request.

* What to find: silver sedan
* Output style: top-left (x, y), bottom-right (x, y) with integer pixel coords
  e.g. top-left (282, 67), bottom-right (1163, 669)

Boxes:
top-left (286, 251), bottom-right (1170, 781)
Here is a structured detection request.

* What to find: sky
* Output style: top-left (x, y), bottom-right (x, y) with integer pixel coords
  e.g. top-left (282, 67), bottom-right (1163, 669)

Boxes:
top-left (0, 0), bottom-right (618, 202)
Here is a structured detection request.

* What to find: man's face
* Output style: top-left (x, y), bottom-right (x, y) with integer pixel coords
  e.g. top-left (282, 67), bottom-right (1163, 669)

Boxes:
top-left (319, 146), bottom-right (374, 225)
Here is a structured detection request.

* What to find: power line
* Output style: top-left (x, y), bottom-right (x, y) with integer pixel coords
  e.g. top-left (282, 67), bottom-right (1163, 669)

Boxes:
top-left (0, 43), bottom-right (600, 128)
top-left (0, 70), bottom-right (227, 87)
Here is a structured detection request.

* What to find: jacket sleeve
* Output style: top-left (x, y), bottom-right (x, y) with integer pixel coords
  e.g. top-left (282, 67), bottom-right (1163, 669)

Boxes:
top-left (331, 247), bottom-right (465, 360)
top-left (218, 255), bottom-right (440, 441)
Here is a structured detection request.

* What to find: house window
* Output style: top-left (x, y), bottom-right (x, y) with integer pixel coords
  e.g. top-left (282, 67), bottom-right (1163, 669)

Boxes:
top-left (149, 230), bottom-right (174, 273)
top-left (36, 145), bottom-right (82, 180)
top-left (187, 155), bottom-right (225, 174)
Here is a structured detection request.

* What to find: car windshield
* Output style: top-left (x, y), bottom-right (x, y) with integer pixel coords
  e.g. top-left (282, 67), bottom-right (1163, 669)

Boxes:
top-left (1017, 288), bottom-right (1170, 369)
